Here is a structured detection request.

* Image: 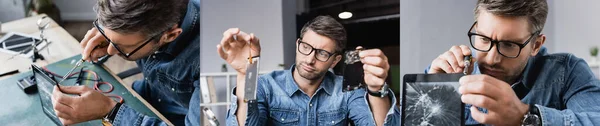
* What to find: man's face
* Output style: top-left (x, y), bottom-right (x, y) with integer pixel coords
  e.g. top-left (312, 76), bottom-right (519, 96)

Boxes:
top-left (474, 10), bottom-right (543, 83)
top-left (295, 30), bottom-right (341, 80)
top-left (102, 29), bottom-right (163, 61)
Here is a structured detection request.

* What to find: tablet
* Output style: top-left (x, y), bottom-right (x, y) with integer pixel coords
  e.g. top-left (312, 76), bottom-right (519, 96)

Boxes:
top-left (402, 73), bottom-right (465, 126)
top-left (32, 64), bottom-right (62, 125)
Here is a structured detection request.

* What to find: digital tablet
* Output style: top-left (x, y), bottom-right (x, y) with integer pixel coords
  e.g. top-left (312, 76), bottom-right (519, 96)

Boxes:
top-left (32, 64), bottom-right (62, 125)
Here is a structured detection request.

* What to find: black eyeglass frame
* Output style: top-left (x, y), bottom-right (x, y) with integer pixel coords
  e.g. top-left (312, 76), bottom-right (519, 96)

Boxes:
top-left (467, 21), bottom-right (541, 58)
top-left (93, 19), bottom-right (165, 58)
top-left (296, 38), bottom-right (338, 62)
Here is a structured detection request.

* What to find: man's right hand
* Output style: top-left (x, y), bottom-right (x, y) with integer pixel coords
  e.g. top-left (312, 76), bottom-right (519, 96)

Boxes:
top-left (429, 45), bottom-right (474, 74)
top-left (80, 28), bottom-right (109, 62)
top-left (217, 28), bottom-right (261, 75)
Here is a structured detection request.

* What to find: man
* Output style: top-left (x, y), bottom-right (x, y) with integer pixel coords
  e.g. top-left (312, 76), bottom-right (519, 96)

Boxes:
top-left (219, 16), bottom-right (400, 125)
top-left (50, 0), bottom-right (200, 125)
top-left (426, 0), bottom-right (600, 125)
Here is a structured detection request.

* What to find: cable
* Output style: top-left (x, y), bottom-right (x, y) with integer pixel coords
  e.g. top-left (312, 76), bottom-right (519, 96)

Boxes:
top-left (41, 66), bottom-right (124, 104)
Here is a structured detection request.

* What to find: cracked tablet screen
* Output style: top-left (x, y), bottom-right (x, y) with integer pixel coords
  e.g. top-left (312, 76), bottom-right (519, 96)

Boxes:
top-left (404, 82), bottom-right (463, 126)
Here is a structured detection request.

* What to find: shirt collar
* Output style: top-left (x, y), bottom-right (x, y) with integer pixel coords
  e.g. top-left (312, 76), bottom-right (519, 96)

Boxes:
top-left (284, 64), bottom-right (334, 97)
top-left (161, 1), bottom-right (199, 57)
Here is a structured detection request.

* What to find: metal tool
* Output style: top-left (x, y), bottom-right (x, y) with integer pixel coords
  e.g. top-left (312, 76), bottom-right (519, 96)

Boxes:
top-left (57, 59), bottom-right (84, 85)
top-left (57, 42), bottom-right (109, 85)
top-left (463, 55), bottom-right (472, 75)
top-left (203, 107), bottom-right (220, 126)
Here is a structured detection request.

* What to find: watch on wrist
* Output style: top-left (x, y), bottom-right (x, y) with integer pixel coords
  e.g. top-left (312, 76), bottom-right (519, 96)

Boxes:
top-left (366, 82), bottom-right (389, 98)
top-left (522, 104), bottom-right (541, 126)
top-left (102, 102), bottom-right (122, 125)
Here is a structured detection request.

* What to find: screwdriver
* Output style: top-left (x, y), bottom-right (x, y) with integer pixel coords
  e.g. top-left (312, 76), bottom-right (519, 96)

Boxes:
top-left (57, 42), bottom-right (109, 85)
top-left (463, 55), bottom-right (472, 75)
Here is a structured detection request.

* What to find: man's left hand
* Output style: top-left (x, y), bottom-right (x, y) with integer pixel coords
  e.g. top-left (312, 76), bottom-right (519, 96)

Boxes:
top-left (358, 46), bottom-right (390, 92)
top-left (459, 74), bottom-right (529, 125)
top-left (51, 85), bottom-right (117, 125)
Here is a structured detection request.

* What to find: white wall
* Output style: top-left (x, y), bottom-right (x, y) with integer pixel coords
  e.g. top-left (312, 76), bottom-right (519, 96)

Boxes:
top-left (551, 0), bottom-right (600, 62)
top-left (200, 0), bottom-right (286, 73)
top-left (400, 0), bottom-right (475, 82)
top-left (53, 0), bottom-right (97, 21)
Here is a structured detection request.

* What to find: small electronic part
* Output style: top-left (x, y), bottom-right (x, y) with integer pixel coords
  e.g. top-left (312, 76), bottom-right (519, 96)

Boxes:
top-left (342, 47), bottom-right (365, 92)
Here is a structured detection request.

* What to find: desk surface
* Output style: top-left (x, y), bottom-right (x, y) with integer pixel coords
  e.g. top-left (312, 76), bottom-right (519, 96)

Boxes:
top-left (0, 14), bottom-right (81, 79)
top-left (0, 55), bottom-right (172, 125)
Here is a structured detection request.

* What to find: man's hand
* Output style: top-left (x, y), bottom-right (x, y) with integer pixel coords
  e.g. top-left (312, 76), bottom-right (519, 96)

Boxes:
top-left (358, 46), bottom-right (390, 91)
top-left (51, 85), bottom-right (117, 125)
top-left (358, 46), bottom-right (390, 126)
top-left (459, 75), bottom-right (529, 125)
top-left (216, 28), bottom-right (261, 75)
top-left (429, 45), bottom-right (473, 74)
top-left (217, 28), bottom-right (261, 126)
top-left (80, 28), bottom-right (109, 62)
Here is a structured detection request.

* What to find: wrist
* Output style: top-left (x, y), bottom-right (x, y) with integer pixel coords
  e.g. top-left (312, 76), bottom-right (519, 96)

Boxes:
top-left (366, 82), bottom-right (389, 98)
top-left (102, 99), bottom-right (117, 119)
top-left (102, 100), bottom-right (121, 124)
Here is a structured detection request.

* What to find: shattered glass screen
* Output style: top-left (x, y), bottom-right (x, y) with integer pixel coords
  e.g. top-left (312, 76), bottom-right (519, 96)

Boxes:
top-left (342, 49), bottom-right (364, 91)
top-left (403, 81), bottom-right (464, 126)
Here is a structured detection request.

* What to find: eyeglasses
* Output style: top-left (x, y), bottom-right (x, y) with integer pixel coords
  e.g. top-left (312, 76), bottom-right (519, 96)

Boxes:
top-left (297, 38), bottom-right (336, 62)
top-left (93, 19), bottom-right (162, 58)
top-left (467, 22), bottom-right (540, 58)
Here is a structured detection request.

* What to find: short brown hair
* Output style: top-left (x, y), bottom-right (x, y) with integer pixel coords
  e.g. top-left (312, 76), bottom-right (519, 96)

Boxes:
top-left (95, 0), bottom-right (186, 37)
top-left (300, 15), bottom-right (347, 53)
top-left (474, 0), bottom-right (548, 32)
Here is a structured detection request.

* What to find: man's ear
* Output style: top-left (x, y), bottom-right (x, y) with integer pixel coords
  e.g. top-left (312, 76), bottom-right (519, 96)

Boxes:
top-left (161, 25), bottom-right (183, 44)
top-left (330, 54), bottom-right (342, 69)
top-left (530, 34), bottom-right (546, 56)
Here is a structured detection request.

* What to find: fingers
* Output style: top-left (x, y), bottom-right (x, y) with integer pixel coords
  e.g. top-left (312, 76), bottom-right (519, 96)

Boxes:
top-left (90, 47), bottom-right (108, 62)
top-left (58, 85), bottom-right (89, 95)
top-left (461, 94), bottom-right (498, 111)
top-left (82, 30), bottom-right (108, 62)
top-left (458, 78), bottom-right (501, 100)
top-left (220, 28), bottom-right (240, 52)
top-left (80, 28), bottom-right (95, 49)
top-left (363, 64), bottom-right (387, 78)
top-left (359, 49), bottom-right (387, 60)
top-left (216, 44), bottom-right (228, 60)
top-left (459, 75), bottom-right (501, 90)
top-left (459, 45), bottom-right (472, 56)
top-left (441, 51), bottom-right (461, 72)
top-left (430, 57), bottom-right (452, 73)
top-left (52, 86), bottom-right (76, 107)
top-left (59, 117), bottom-right (76, 125)
top-left (449, 46), bottom-right (465, 67)
top-left (249, 33), bottom-right (261, 53)
top-left (364, 73), bottom-right (385, 87)
top-left (470, 106), bottom-right (499, 125)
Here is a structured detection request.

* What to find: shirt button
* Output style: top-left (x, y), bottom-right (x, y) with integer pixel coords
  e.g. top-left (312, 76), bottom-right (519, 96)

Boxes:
top-left (281, 118), bottom-right (285, 121)
top-left (152, 55), bottom-right (156, 58)
top-left (331, 121), bottom-right (334, 124)
top-left (171, 88), bottom-right (175, 91)
top-left (145, 77), bottom-right (148, 81)
top-left (309, 104), bottom-right (312, 107)
top-left (158, 99), bottom-right (161, 102)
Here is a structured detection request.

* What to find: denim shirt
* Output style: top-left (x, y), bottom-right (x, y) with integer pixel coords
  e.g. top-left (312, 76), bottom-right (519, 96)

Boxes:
top-left (112, 0), bottom-right (201, 125)
top-left (226, 65), bottom-right (401, 126)
top-left (424, 47), bottom-right (600, 125)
